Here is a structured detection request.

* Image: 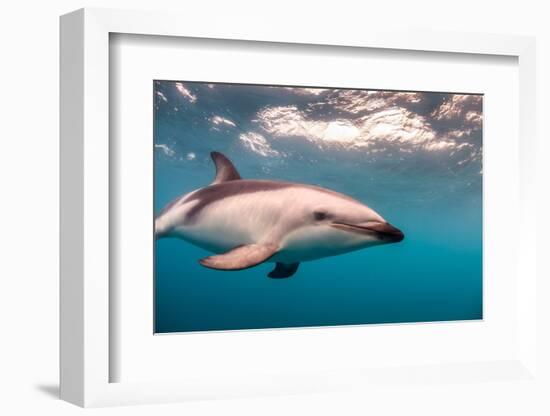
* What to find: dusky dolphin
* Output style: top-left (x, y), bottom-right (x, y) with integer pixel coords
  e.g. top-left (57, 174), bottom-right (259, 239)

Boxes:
top-left (155, 152), bottom-right (404, 278)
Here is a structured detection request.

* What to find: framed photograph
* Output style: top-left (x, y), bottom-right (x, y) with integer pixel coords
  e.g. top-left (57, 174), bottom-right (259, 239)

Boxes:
top-left (60, 8), bottom-right (539, 407)
top-left (152, 81), bottom-right (481, 333)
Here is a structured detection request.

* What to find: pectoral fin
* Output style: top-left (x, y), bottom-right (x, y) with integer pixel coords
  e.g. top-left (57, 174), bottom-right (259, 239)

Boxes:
top-left (199, 244), bottom-right (278, 271)
top-left (268, 262), bottom-right (300, 278)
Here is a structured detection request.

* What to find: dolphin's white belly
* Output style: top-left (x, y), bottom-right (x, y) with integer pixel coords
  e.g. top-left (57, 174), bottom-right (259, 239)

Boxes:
top-left (171, 191), bottom-right (286, 255)
top-left (273, 225), bottom-right (372, 263)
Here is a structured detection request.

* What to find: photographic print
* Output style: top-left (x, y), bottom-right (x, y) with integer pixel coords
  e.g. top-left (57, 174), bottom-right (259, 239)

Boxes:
top-left (154, 81), bottom-right (482, 333)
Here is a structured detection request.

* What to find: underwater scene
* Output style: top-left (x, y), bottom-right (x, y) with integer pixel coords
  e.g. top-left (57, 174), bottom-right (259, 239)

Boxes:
top-left (154, 81), bottom-right (482, 333)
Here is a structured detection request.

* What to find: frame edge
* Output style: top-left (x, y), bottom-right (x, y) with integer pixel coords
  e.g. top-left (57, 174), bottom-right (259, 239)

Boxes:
top-left (59, 8), bottom-right (85, 407)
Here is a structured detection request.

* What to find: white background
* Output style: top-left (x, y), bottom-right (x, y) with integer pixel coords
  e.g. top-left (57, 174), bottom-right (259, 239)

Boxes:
top-left (1, 1), bottom-right (549, 415)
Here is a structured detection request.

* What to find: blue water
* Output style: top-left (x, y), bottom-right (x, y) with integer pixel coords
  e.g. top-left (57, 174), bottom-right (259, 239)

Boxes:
top-left (154, 81), bottom-right (482, 333)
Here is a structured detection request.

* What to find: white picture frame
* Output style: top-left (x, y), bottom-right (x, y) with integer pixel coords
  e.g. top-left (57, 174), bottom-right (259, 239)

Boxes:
top-left (60, 7), bottom-right (538, 407)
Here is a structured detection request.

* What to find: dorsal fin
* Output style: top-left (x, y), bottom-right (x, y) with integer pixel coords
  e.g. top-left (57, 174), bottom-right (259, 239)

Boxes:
top-left (211, 151), bottom-right (241, 184)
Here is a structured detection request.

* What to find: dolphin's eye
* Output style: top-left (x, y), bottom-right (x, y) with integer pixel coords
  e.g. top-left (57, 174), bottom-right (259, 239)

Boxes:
top-left (313, 211), bottom-right (328, 221)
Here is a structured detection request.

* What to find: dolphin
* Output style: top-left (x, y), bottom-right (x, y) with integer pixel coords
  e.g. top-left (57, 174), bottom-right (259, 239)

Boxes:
top-left (155, 151), bottom-right (404, 278)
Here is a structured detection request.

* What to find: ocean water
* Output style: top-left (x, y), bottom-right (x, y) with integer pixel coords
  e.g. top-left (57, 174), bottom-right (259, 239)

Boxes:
top-left (154, 81), bottom-right (483, 333)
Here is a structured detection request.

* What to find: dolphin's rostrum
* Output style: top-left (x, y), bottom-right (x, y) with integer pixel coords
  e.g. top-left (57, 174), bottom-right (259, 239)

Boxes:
top-left (155, 151), bottom-right (404, 278)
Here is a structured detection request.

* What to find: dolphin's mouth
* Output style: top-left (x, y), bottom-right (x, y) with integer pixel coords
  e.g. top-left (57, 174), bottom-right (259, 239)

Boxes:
top-left (330, 221), bottom-right (405, 242)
